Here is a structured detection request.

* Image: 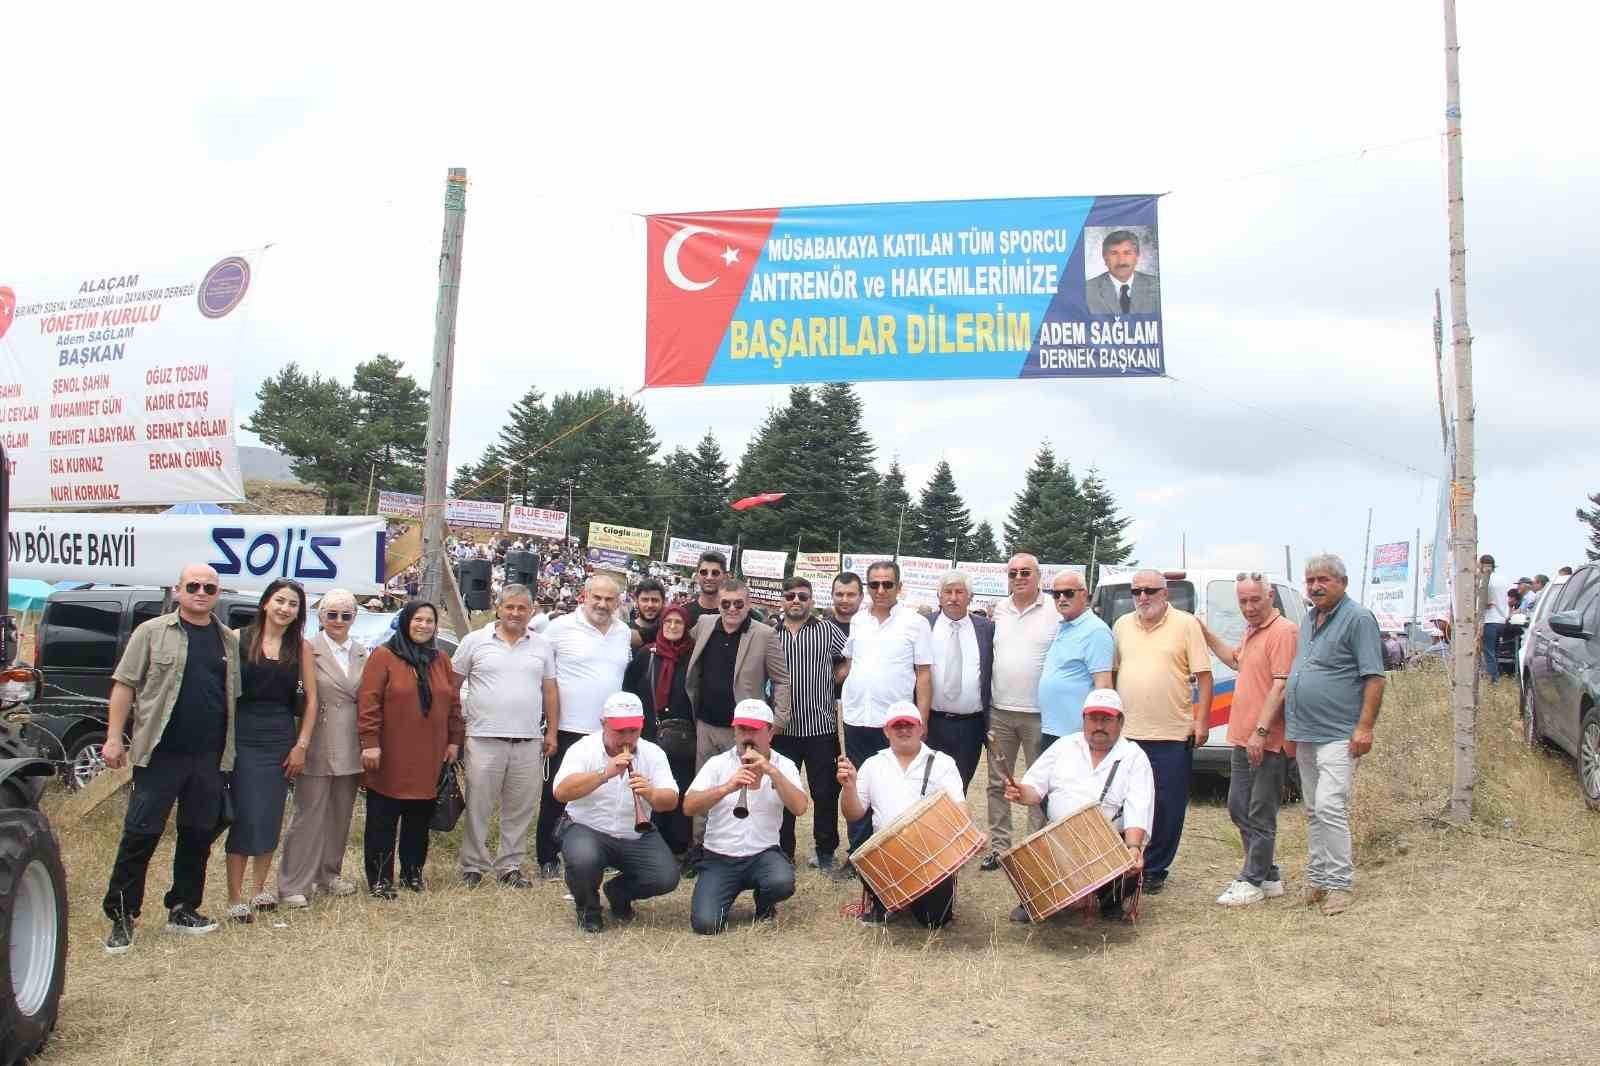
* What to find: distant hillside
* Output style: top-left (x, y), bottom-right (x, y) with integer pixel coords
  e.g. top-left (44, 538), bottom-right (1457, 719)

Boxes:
top-left (238, 445), bottom-right (303, 484)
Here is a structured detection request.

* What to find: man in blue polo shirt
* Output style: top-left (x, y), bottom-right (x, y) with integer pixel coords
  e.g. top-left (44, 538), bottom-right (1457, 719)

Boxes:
top-left (1285, 552), bottom-right (1386, 918)
top-left (1037, 570), bottom-right (1114, 750)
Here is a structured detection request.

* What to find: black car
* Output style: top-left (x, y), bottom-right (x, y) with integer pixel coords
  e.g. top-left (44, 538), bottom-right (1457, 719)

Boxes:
top-left (27, 586), bottom-right (260, 789)
top-left (1521, 563), bottom-right (1600, 809)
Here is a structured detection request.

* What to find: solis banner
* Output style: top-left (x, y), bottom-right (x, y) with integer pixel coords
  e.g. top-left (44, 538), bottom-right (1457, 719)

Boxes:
top-left (645, 196), bottom-right (1163, 387)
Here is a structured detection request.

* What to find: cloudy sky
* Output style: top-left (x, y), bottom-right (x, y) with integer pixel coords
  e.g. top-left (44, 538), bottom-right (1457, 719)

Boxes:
top-left (7, 1), bottom-right (1596, 597)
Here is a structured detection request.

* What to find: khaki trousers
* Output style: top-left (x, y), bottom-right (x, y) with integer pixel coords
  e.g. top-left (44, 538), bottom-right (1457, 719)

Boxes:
top-left (461, 736), bottom-right (544, 878)
top-left (985, 707), bottom-right (1045, 852)
top-left (277, 773), bottom-right (361, 898)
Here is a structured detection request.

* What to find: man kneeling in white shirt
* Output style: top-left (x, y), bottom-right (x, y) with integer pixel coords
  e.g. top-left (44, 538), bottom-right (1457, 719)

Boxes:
top-left (552, 692), bottom-right (681, 933)
top-left (1004, 688), bottom-right (1153, 922)
top-left (682, 699), bottom-right (809, 934)
top-left (837, 700), bottom-right (978, 928)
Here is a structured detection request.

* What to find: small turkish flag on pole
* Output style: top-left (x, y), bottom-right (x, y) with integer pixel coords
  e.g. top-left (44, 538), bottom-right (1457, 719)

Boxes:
top-left (731, 492), bottom-right (786, 512)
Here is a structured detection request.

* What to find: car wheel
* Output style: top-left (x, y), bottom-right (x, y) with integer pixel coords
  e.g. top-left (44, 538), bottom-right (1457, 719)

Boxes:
top-left (0, 809), bottom-right (67, 1065)
top-left (1579, 707), bottom-right (1600, 812)
top-left (1523, 686), bottom-right (1542, 748)
top-left (64, 732), bottom-right (108, 793)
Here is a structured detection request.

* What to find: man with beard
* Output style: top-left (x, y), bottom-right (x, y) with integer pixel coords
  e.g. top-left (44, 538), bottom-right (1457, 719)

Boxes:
top-left (630, 578), bottom-right (666, 649)
top-left (685, 551), bottom-right (727, 628)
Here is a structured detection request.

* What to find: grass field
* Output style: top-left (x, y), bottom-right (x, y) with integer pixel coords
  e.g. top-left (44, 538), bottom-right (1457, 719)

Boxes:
top-left (37, 665), bottom-right (1600, 1066)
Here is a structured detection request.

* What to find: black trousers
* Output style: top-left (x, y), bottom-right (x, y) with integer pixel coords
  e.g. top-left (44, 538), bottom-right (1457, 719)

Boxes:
top-left (653, 733), bottom-right (696, 856)
top-left (1134, 738), bottom-right (1193, 884)
top-left (102, 749), bottom-right (224, 920)
top-left (536, 730), bottom-right (586, 866)
top-left (865, 874), bottom-right (957, 928)
top-left (926, 712), bottom-right (985, 794)
top-left (363, 789), bottom-right (434, 888)
top-left (844, 724), bottom-right (890, 853)
top-left (774, 732), bottom-right (841, 861)
top-left (560, 822), bottom-right (680, 919)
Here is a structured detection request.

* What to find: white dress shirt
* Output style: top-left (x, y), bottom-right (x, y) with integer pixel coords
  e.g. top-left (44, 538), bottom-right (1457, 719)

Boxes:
top-left (991, 593), bottom-right (1060, 712)
top-left (546, 611), bottom-right (633, 734)
top-left (1021, 732), bottom-right (1154, 836)
top-left (690, 746), bottom-right (805, 858)
top-left (841, 605), bottom-right (934, 728)
top-left (553, 732), bottom-right (676, 838)
top-left (327, 635), bottom-right (354, 675)
top-left (930, 613), bottom-right (982, 715)
top-left (856, 743), bottom-right (965, 826)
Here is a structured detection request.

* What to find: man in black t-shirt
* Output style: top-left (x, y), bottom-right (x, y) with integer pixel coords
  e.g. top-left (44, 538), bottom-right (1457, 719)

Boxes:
top-left (629, 578), bottom-right (666, 649)
top-left (683, 550), bottom-right (726, 628)
top-left (100, 564), bottom-right (242, 954)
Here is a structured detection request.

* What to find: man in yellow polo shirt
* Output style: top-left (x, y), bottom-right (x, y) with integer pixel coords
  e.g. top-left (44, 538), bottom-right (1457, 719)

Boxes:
top-left (1112, 570), bottom-right (1212, 893)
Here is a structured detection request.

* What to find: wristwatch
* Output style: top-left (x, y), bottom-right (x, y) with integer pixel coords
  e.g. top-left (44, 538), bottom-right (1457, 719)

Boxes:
top-left (1255, 727), bottom-right (1269, 737)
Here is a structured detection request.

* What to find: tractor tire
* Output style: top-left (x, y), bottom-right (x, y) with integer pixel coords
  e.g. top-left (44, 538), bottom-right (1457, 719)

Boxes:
top-left (0, 809), bottom-right (66, 1065)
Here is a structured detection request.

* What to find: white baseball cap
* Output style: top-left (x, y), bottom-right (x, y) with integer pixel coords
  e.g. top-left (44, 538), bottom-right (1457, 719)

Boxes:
top-left (1082, 689), bottom-right (1124, 717)
top-left (732, 699), bottom-right (774, 728)
top-left (602, 691), bottom-right (645, 729)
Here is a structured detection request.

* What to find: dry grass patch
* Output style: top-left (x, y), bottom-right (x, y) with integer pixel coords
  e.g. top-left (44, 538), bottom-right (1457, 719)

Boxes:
top-left (34, 667), bottom-right (1600, 1066)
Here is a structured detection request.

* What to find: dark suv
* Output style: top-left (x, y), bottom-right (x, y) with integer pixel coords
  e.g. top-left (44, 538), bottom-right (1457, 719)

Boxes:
top-left (28, 587), bottom-right (260, 789)
top-left (1521, 563), bottom-right (1600, 809)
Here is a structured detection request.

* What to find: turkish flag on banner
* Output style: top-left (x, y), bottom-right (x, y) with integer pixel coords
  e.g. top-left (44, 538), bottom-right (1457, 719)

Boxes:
top-left (731, 492), bottom-right (787, 512)
top-left (645, 210), bottom-right (777, 387)
top-left (0, 287), bottom-right (15, 340)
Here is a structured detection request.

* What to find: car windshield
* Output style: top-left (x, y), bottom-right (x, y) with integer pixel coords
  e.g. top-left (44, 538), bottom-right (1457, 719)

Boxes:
top-left (1097, 581), bottom-right (1195, 627)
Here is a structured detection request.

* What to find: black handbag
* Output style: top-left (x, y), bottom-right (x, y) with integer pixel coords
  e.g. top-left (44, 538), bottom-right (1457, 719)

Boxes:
top-left (216, 771), bottom-right (236, 829)
top-left (429, 761), bottom-right (465, 832)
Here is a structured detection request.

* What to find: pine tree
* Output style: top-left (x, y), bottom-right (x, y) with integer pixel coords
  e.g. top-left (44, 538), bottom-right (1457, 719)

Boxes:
top-left (727, 388), bottom-right (815, 549)
top-left (1017, 460), bottom-right (1093, 563)
top-left (808, 383), bottom-right (880, 552)
top-left (966, 520), bottom-right (1002, 563)
top-left (492, 386), bottom-right (552, 505)
top-left (1005, 442), bottom-right (1056, 554)
top-left (911, 460), bottom-right (972, 560)
top-left (348, 354), bottom-right (429, 495)
top-left (875, 458), bottom-right (917, 555)
top-left (527, 389), bottom-right (660, 537)
top-left (1080, 466), bottom-right (1135, 564)
top-left (1579, 492), bottom-right (1600, 561)
top-left (659, 430), bottom-right (732, 544)
top-left (245, 363), bottom-right (360, 514)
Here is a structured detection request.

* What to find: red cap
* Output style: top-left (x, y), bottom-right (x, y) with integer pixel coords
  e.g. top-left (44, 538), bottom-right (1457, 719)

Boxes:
top-left (883, 701), bottom-right (923, 729)
top-left (602, 692), bottom-right (645, 729)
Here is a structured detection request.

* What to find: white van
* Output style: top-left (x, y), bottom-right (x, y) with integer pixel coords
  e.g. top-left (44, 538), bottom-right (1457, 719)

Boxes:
top-left (1090, 569), bottom-right (1307, 781)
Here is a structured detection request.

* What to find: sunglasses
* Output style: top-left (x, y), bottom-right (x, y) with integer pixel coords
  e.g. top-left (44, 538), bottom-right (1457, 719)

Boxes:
top-left (867, 581), bottom-right (896, 591)
top-left (184, 582), bottom-right (219, 595)
top-left (1007, 569), bottom-right (1034, 578)
top-left (782, 592), bottom-right (811, 602)
top-left (1236, 571), bottom-right (1267, 582)
top-left (698, 569), bottom-right (723, 577)
top-left (1131, 587), bottom-right (1164, 597)
top-left (1046, 588), bottom-right (1080, 600)
top-left (719, 599), bottom-right (747, 610)
top-left (322, 611), bottom-right (356, 622)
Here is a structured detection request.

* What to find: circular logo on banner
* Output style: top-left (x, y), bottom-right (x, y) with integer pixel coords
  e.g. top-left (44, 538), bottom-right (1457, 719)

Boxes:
top-left (197, 257), bottom-right (251, 319)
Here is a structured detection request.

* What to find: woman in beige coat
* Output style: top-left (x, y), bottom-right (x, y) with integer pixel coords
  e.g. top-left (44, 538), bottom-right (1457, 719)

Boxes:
top-left (277, 590), bottom-right (369, 907)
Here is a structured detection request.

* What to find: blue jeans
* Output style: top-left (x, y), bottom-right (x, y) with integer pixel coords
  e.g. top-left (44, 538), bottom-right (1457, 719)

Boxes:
top-left (690, 847), bottom-right (796, 934)
top-left (559, 822), bottom-right (680, 921)
top-left (844, 724), bottom-right (890, 853)
top-left (1132, 739), bottom-right (1193, 883)
top-left (1481, 622), bottom-right (1504, 683)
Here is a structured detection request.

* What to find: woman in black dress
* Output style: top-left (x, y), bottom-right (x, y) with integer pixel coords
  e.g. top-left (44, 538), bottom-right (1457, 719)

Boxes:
top-left (622, 605), bottom-right (696, 856)
top-left (225, 579), bottom-right (319, 922)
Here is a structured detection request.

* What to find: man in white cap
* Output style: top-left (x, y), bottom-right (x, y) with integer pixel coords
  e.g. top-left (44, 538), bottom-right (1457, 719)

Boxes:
top-left (551, 692), bottom-right (681, 933)
top-left (837, 700), bottom-right (975, 928)
top-left (682, 699), bottom-right (809, 934)
top-left (1003, 688), bottom-right (1153, 922)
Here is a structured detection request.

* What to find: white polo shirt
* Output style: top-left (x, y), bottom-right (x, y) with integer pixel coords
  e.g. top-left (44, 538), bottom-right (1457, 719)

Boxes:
top-left (546, 610), bottom-right (632, 734)
top-left (690, 746), bottom-right (804, 858)
top-left (841, 605), bottom-right (934, 728)
top-left (991, 593), bottom-right (1060, 713)
top-left (856, 743), bottom-right (964, 826)
top-left (452, 623), bottom-right (556, 739)
top-left (929, 612), bottom-right (982, 715)
top-left (1021, 732), bottom-right (1154, 835)
top-left (553, 732), bottom-right (676, 838)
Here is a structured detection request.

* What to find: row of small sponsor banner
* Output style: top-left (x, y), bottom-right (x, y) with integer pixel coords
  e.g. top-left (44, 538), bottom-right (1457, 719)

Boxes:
top-left (377, 490), bottom-right (569, 539)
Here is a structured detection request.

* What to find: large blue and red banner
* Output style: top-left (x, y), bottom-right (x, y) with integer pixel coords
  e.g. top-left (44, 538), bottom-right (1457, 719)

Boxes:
top-left (645, 195), bottom-right (1163, 387)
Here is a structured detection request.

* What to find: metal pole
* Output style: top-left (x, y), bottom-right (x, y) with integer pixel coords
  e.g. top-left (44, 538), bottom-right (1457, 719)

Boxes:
top-left (1087, 536), bottom-right (1099, 593)
top-left (894, 502), bottom-right (906, 557)
top-left (1444, 0), bottom-right (1479, 824)
top-left (1412, 526), bottom-right (1422, 628)
top-left (660, 514), bottom-right (671, 563)
top-left (1359, 507), bottom-right (1373, 607)
top-left (365, 463), bottom-right (377, 515)
top-left (1284, 545), bottom-right (1293, 584)
top-left (419, 168), bottom-right (471, 637)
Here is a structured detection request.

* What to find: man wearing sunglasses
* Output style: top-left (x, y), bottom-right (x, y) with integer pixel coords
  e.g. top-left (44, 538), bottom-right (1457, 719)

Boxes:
top-left (773, 576), bottom-right (848, 871)
top-left (101, 564), bottom-right (243, 953)
top-left (1038, 570), bottom-right (1114, 751)
top-left (1111, 570), bottom-right (1212, 894)
top-left (685, 551), bottom-right (728, 628)
top-left (682, 576), bottom-right (791, 874)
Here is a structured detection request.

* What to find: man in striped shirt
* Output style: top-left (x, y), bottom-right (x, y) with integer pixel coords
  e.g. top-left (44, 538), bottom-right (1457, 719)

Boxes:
top-left (773, 576), bottom-right (848, 872)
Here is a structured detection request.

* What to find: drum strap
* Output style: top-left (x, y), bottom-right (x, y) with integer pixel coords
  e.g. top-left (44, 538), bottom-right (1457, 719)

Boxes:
top-left (1098, 760), bottom-right (1122, 809)
top-left (918, 751), bottom-right (936, 796)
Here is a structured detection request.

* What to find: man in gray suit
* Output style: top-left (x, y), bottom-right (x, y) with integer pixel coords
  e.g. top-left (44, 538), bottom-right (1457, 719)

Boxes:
top-left (925, 571), bottom-right (994, 792)
top-left (1085, 229), bottom-right (1161, 315)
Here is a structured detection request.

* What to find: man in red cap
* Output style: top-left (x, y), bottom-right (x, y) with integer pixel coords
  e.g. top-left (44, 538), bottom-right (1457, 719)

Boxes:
top-left (1005, 688), bottom-right (1153, 922)
top-left (837, 700), bottom-right (976, 928)
top-left (552, 692), bottom-right (681, 933)
top-left (682, 699), bottom-right (809, 934)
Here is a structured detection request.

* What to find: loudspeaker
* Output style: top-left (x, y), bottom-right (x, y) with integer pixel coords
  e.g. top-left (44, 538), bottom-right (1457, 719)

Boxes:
top-left (504, 550), bottom-right (539, 588)
top-left (456, 559), bottom-right (492, 610)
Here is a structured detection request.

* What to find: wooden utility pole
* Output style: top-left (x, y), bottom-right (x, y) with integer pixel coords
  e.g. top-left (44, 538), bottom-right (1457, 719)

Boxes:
top-left (1411, 526), bottom-right (1423, 628)
top-left (1443, 0), bottom-right (1479, 824)
top-left (418, 168), bottom-right (472, 637)
top-left (1284, 545), bottom-right (1293, 584)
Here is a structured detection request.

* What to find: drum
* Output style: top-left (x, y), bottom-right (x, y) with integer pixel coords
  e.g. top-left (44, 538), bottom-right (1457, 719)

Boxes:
top-left (999, 803), bottom-right (1136, 922)
top-left (851, 791), bottom-right (985, 911)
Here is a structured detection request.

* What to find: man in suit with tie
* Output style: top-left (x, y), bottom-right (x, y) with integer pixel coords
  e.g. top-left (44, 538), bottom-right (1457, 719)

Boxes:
top-left (925, 571), bottom-right (994, 793)
top-left (682, 576), bottom-right (791, 874)
top-left (278, 589), bottom-right (369, 907)
top-left (1085, 229), bottom-right (1161, 315)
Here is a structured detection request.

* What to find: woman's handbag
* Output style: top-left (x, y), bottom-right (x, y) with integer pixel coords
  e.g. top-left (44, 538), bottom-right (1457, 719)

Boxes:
top-left (429, 760), bottom-right (466, 832)
top-left (216, 772), bottom-right (236, 830)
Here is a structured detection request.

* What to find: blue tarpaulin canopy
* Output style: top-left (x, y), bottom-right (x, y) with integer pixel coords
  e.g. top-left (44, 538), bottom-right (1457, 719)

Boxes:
top-left (162, 502), bottom-right (233, 515)
top-left (7, 579), bottom-right (53, 613)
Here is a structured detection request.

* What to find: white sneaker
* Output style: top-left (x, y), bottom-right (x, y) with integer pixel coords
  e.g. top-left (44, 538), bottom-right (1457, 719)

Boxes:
top-left (1216, 880), bottom-right (1266, 907)
top-left (323, 878), bottom-right (358, 897)
top-left (1260, 879), bottom-right (1285, 898)
top-left (280, 894), bottom-right (310, 910)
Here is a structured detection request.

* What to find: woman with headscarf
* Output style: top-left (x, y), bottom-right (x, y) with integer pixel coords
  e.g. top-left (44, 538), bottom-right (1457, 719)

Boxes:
top-left (623, 604), bottom-right (697, 856)
top-left (357, 601), bottom-right (464, 898)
